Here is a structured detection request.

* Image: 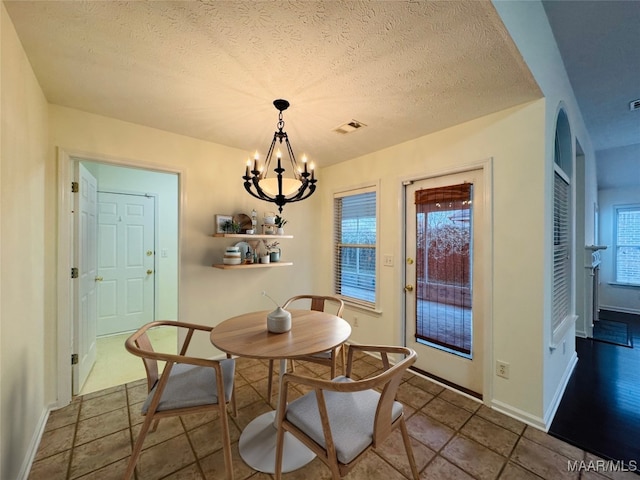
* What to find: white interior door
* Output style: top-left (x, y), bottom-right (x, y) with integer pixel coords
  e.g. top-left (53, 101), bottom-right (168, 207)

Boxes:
top-left (97, 192), bottom-right (155, 336)
top-left (405, 169), bottom-right (485, 395)
top-left (73, 164), bottom-right (98, 394)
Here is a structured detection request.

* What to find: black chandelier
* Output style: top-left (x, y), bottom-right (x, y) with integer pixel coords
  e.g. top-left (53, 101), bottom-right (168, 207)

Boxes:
top-left (243, 99), bottom-right (317, 213)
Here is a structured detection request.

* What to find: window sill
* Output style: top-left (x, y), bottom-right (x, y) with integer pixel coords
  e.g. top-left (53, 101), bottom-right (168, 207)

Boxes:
top-left (343, 300), bottom-right (383, 315)
top-left (608, 282), bottom-right (640, 289)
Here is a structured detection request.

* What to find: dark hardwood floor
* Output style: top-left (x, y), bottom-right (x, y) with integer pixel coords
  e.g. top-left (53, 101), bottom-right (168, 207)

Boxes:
top-left (549, 310), bottom-right (640, 469)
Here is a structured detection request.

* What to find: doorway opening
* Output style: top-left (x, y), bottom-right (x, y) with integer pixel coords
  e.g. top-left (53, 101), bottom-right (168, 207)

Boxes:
top-left (57, 150), bottom-right (181, 404)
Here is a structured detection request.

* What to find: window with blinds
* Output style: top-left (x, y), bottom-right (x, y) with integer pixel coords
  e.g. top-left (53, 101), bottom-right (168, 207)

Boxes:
top-left (333, 187), bottom-right (377, 308)
top-left (615, 205), bottom-right (640, 286)
top-left (551, 108), bottom-right (574, 346)
top-left (553, 168), bottom-right (571, 334)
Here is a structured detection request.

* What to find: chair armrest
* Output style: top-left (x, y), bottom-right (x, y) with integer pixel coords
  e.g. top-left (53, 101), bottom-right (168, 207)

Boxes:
top-left (345, 344), bottom-right (415, 374)
top-left (125, 320), bottom-right (223, 369)
top-left (281, 363), bottom-right (402, 394)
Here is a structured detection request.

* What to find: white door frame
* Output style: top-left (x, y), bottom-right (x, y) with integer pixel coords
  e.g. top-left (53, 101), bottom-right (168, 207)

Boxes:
top-left (399, 158), bottom-right (494, 403)
top-left (56, 148), bottom-right (184, 407)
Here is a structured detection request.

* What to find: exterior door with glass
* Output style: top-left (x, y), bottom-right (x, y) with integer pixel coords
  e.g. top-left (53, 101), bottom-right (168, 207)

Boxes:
top-left (405, 169), bottom-right (484, 396)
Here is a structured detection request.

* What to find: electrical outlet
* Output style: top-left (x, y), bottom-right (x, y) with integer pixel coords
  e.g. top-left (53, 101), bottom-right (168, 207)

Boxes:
top-left (383, 254), bottom-right (394, 267)
top-left (496, 361), bottom-right (510, 379)
top-left (353, 317), bottom-right (359, 327)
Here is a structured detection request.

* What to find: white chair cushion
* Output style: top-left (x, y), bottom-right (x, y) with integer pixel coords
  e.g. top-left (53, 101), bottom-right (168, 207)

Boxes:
top-left (285, 376), bottom-right (403, 464)
top-left (142, 358), bottom-right (235, 413)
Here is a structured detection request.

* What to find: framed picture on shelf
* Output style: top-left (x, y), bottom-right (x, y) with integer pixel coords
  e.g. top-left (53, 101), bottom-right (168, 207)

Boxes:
top-left (215, 214), bottom-right (233, 234)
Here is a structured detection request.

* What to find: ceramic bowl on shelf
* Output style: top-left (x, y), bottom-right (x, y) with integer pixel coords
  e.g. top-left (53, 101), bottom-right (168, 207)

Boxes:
top-left (223, 257), bottom-right (242, 265)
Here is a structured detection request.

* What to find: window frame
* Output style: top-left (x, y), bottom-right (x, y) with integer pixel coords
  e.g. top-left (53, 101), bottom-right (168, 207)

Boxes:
top-left (550, 107), bottom-right (576, 348)
top-left (333, 184), bottom-right (379, 310)
top-left (613, 204), bottom-right (640, 287)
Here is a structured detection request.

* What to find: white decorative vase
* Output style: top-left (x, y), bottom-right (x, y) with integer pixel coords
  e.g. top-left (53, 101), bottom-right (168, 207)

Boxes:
top-left (276, 227), bottom-right (284, 235)
top-left (267, 307), bottom-right (292, 333)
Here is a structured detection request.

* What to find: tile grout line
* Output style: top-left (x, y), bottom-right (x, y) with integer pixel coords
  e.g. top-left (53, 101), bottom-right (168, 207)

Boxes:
top-left (65, 398), bottom-right (81, 480)
top-left (179, 415), bottom-right (208, 479)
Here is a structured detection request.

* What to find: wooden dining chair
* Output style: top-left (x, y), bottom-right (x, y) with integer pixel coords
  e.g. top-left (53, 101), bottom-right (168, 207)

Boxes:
top-left (274, 345), bottom-right (419, 480)
top-left (267, 294), bottom-right (345, 404)
top-left (124, 321), bottom-right (237, 480)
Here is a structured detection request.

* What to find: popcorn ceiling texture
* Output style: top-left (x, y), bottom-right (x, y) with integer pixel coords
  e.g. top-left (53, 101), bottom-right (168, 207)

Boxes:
top-left (4, 0), bottom-right (541, 166)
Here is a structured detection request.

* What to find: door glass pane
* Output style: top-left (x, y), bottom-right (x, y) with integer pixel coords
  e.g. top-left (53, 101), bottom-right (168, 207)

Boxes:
top-left (415, 183), bottom-right (473, 357)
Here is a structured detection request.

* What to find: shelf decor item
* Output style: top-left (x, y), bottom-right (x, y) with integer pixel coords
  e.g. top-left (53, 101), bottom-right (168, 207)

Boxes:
top-left (215, 214), bottom-right (233, 234)
top-left (275, 215), bottom-right (287, 235)
top-left (233, 213), bottom-right (252, 233)
top-left (223, 246), bottom-right (242, 265)
top-left (265, 241), bottom-right (280, 262)
top-left (242, 99), bottom-right (318, 213)
top-left (262, 291), bottom-right (291, 333)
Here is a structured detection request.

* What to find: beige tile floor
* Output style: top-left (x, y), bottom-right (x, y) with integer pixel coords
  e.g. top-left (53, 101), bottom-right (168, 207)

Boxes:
top-left (79, 328), bottom-right (177, 396)
top-left (30, 351), bottom-right (637, 480)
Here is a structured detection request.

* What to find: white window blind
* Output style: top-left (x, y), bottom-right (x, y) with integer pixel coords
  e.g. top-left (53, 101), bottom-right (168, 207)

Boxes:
top-left (615, 205), bottom-right (640, 286)
top-left (553, 169), bottom-right (571, 333)
top-left (334, 187), bottom-right (377, 308)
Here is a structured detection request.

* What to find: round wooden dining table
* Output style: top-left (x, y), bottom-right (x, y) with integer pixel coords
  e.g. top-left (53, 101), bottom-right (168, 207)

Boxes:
top-left (211, 309), bottom-right (351, 474)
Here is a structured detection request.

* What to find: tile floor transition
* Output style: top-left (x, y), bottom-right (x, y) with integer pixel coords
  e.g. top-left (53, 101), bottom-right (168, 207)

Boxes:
top-left (30, 351), bottom-right (638, 480)
top-left (79, 328), bottom-right (177, 396)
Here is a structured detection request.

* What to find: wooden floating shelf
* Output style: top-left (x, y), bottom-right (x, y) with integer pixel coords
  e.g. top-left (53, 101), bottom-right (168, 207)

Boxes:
top-left (212, 233), bottom-right (293, 239)
top-left (212, 262), bottom-right (293, 270)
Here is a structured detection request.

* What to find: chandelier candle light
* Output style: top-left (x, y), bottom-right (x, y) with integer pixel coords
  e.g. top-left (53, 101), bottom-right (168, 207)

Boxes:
top-left (243, 99), bottom-right (318, 213)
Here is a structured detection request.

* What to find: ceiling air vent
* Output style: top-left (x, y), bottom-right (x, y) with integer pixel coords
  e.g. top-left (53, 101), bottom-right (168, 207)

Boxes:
top-left (333, 120), bottom-right (367, 135)
top-left (630, 99), bottom-right (640, 111)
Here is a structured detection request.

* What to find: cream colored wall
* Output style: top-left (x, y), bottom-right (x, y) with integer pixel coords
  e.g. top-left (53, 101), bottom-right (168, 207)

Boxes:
top-left (318, 100), bottom-right (548, 422)
top-left (1, 4), bottom-right (49, 478)
top-left (49, 105), bottom-right (318, 358)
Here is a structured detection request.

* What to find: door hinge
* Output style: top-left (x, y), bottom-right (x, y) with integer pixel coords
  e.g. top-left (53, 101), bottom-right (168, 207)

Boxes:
top-left (71, 353), bottom-right (79, 365)
top-left (71, 181), bottom-right (79, 193)
top-left (71, 267), bottom-right (79, 279)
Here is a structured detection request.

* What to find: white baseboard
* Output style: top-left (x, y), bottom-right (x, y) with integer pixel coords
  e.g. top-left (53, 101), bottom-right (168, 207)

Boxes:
top-left (543, 351), bottom-right (578, 430)
top-left (488, 352), bottom-right (577, 433)
top-left (490, 399), bottom-right (547, 431)
top-left (17, 403), bottom-right (55, 480)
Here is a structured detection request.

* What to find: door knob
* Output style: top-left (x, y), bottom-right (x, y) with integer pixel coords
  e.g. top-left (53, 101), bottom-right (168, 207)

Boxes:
top-left (146, 269), bottom-right (153, 275)
top-left (404, 284), bottom-right (414, 292)
top-left (94, 276), bottom-right (103, 282)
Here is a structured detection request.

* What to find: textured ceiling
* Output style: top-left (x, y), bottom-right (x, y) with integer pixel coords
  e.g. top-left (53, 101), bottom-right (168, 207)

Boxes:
top-left (4, 0), bottom-right (541, 167)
